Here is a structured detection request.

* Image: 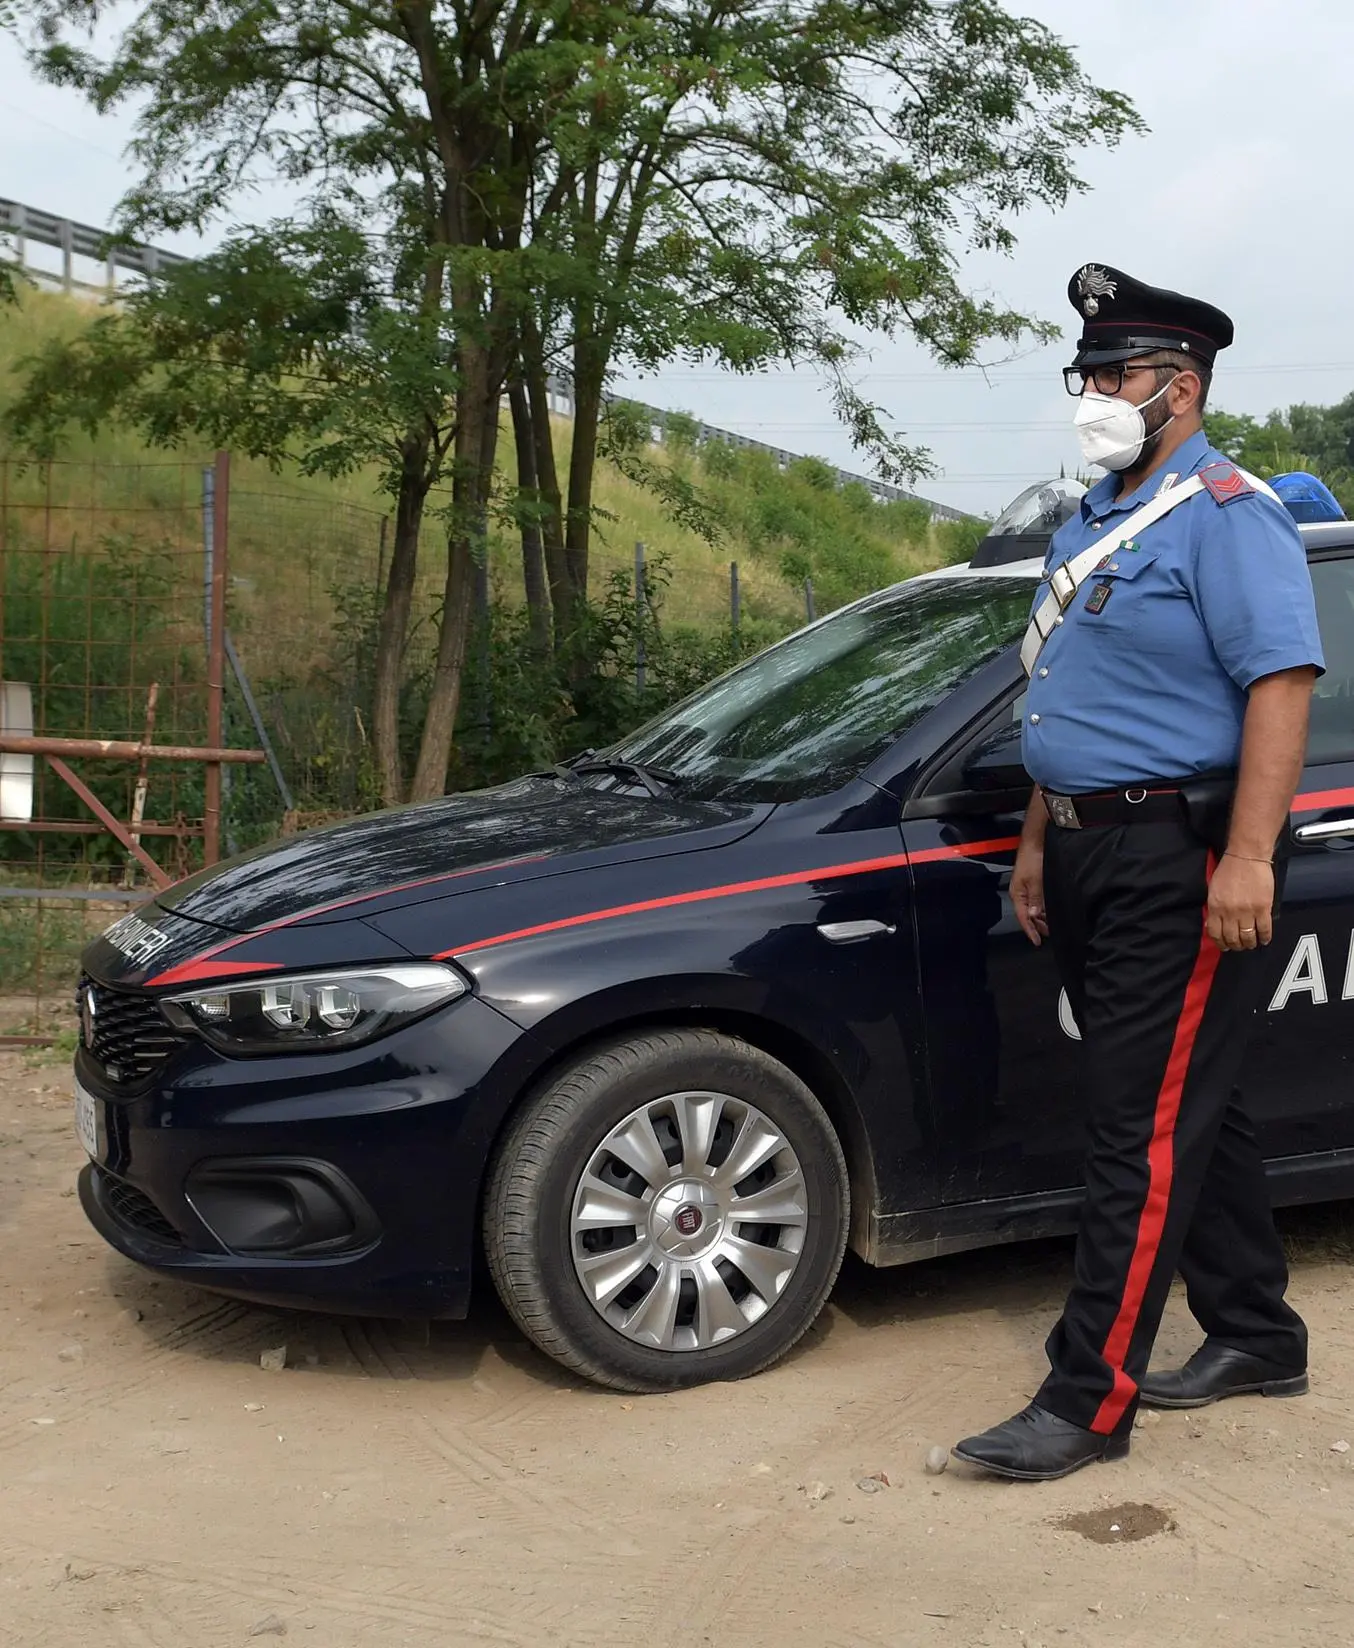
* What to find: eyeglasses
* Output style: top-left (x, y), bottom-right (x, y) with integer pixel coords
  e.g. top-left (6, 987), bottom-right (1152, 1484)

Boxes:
top-left (1062, 363), bottom-right (1180, 398)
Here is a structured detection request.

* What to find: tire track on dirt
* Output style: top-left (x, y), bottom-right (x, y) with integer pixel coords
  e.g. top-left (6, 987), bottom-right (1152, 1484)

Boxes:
top-left (0, 1535), bottom-right (534, 1647)
top-left (0, 1299), bottom-right (268, 1458)
top-left (338, 1318), bottom-right (614, 1543)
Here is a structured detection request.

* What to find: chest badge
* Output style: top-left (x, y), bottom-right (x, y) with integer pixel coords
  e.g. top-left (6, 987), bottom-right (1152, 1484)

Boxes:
top-left (1085, 581), bottom-right (1114, 615)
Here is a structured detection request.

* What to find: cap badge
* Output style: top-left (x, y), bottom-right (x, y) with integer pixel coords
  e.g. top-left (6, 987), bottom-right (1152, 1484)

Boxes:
top-left (1076, 264), bottom-right (1117, 317)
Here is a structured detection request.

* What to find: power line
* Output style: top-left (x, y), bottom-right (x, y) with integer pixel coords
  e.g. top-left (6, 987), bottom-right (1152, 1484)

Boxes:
top-left (625, 362), bottom-right (1354, 385)
top-left (0, 100), bottom-right (126, 163)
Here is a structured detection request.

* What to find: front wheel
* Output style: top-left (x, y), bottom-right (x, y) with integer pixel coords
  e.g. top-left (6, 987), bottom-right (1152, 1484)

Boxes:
top-left (484, 1028), bottom-right (849, 1392)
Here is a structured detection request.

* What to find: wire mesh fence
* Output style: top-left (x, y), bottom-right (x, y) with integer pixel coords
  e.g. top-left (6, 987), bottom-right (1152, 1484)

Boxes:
top-left (0, 457), bottom-right (226, 1037)
top-left (0, 454), bottom-right (819, 1035)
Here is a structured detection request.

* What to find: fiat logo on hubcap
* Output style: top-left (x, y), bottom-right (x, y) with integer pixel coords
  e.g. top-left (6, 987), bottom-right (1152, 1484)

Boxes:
top-left (673, 1204), bottom-right (703, 1237)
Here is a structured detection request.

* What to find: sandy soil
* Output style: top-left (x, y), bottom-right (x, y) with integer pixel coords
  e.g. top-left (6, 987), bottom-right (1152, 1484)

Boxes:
top-left (4, 1053), bottom-right (1354, 1648)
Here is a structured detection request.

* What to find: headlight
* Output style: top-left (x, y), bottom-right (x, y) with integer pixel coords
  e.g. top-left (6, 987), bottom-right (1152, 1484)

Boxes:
top-left (160, 964), bottom-right (467, 1054)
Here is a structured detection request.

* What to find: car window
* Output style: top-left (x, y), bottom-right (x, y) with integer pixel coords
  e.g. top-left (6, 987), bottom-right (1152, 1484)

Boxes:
top-left (1308, 558), bottom-right (1354, 764)
top-left (609, 575), bottom-right (1034, 802)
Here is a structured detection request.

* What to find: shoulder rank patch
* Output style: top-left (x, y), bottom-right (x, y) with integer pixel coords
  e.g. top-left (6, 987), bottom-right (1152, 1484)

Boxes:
top-left (1199, 463), bottom-right (1256, 506)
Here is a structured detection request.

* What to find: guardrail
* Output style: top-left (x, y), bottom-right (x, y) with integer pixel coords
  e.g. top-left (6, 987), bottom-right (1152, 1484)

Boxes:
top-left (0, 197), bottom-right (189, 295)
top-left (0, 197), bottom-right (975, 521)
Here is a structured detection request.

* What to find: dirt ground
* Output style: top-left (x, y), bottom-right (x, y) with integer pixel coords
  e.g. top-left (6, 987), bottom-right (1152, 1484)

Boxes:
top-left (4, 1055), bottom-right (1354, 1648)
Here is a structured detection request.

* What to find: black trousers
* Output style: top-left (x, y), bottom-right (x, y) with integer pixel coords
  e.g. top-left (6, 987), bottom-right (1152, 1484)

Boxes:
top-left (1035, 816), bottom-right (1307, 1436)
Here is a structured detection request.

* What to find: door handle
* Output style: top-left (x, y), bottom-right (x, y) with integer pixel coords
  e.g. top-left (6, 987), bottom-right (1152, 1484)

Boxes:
top-left (1293, 816), bottom-right (1354, 843)
top-left (817, 919), bottom-right (896, 943)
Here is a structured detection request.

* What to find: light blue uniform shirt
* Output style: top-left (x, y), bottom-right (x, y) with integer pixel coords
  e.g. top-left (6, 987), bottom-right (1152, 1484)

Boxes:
top-left (1022, 431), bottom-right (1324, 793)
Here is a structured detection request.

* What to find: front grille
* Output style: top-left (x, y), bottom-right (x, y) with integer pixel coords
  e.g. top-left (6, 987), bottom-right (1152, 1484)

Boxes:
top-left (97, 1170), bottom-right (183, 1247)
top-left (80, 978), bottom-right (185, 1085)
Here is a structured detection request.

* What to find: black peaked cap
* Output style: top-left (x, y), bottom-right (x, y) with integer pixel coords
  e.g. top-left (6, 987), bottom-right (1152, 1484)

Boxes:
top-left (1068, 264), bottom-right (1234, 368)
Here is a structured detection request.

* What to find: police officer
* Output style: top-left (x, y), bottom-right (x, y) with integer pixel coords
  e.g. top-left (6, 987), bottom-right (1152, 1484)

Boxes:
top-left (952, 265), bottom-right (1324, 1481)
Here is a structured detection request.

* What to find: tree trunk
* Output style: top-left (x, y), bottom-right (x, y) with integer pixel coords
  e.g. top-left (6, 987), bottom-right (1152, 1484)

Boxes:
top-left (408, 373), bottom-right (500, 802)
top-left (563, 356), bottom-right (605, 658)
top-left (522, 336), bottom-right (571, 647)
top-left (507, 378), bottom-right (551, 658)
top-left (372, 430), bottom-right (432, 807)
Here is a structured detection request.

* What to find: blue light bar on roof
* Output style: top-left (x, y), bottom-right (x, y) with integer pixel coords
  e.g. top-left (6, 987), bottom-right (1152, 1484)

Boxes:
top-left (1270, 472), bottom-right (1346, 523)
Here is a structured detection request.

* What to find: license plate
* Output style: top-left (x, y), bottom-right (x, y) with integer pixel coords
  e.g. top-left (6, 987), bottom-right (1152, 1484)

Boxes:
top-left (73, 1080), bottom-right (100, 1160)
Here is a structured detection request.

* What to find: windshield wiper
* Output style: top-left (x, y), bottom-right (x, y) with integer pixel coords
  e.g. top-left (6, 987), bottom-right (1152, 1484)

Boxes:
top-left (553, 756), bottom-right (679, 797)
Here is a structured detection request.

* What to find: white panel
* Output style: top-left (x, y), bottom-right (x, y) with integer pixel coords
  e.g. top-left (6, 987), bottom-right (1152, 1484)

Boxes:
top-left (0, 682), bottom-right (34, 823)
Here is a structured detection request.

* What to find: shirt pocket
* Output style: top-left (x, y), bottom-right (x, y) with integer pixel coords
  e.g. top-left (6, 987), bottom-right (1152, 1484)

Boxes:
top-left (1077, 547), bottom-right (1161, 641)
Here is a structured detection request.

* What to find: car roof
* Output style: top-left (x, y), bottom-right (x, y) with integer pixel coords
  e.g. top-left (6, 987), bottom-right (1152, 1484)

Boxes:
top-left (927, 516), bottom-right (1354, 589)
top-left (1298, 520), bottom-right (1354, 551)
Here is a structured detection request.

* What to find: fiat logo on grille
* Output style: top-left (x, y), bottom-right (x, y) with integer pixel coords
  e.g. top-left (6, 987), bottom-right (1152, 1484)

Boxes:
top-left (80, 986), bottom-right (97, 1050)
top-left (673, 1204), bottom-right (703, 1238)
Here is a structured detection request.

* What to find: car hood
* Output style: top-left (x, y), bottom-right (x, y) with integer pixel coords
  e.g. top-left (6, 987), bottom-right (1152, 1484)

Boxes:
top-left (157, 775), bottom-right (771, 934)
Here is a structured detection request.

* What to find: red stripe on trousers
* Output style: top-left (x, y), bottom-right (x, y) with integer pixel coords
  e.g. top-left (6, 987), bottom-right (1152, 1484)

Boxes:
top-left (1090, 882), bottom-right (1222, 1435)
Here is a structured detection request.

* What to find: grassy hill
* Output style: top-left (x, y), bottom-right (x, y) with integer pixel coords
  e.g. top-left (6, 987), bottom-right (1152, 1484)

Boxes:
top-left (0, 291), bottom-right (975, 663)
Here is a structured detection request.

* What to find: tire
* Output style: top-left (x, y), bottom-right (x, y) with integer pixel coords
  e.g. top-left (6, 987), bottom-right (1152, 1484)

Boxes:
top-left (484, 1027), bottom-right (849, 1392)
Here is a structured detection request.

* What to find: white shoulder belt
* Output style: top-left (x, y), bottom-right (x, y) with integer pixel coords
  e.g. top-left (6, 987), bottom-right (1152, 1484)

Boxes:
top-left (1019, 467), bottom-right (1278, 677)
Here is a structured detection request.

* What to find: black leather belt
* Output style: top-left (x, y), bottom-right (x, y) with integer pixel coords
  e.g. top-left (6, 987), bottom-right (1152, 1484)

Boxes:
top-left (1042, 786), bottom-right (1185, 830)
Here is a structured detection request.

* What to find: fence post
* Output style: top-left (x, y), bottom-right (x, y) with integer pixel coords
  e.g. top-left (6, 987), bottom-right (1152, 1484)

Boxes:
top-left (635, 541), bottom-right (647, 693)
top-left (804, 577), bottom-right (816, 623)
top-left (203, 451), bottom-right (229, 866)
top-left (730, 560), bottom-right (741, 640)
top-left (59, 218), bottom-right (73, 294)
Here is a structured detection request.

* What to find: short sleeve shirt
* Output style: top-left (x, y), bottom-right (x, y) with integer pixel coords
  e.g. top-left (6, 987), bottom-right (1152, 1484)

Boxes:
top-left (1022, 431), bottom-right (1324, 793)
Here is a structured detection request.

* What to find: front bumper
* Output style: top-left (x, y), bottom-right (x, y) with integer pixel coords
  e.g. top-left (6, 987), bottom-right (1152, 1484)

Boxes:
top-left (74, 994), bottom-right (538, 1319)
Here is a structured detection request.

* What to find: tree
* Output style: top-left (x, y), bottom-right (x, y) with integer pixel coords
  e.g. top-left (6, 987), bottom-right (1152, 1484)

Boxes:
top-left (6, 213), bottom-right (460, 808)
top-left (1206, 395), bottom-right (1354, 517)
top-left (504, 1), bottom-right (1142, 649)
top-left (16, 0), bottom-right (1140, 795)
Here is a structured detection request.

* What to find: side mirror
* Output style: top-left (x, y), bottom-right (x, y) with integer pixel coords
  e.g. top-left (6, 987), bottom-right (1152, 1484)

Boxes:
top-left (961, 718), bottom-right (1030, 793)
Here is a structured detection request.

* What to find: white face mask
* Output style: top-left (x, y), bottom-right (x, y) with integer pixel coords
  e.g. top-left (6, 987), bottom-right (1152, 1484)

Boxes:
top-left (1073, 380), bottom-right (1175, 472)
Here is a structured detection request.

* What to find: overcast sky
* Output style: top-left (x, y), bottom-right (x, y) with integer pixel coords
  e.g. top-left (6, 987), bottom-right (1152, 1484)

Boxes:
top-left (2, 0), bottom-right (1350, 516)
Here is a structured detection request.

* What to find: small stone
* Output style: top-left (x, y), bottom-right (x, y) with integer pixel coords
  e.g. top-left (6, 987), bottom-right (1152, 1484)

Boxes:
top-left (259, 1345), bottom-right (289, 1373)
top-left (1109, 1524), bottom-right (1121, 1534)
top-left (32, 1417), bottom-right (56, 1426)
top-left (63, 1562), bottom-right (96, 1582)
top-left (924, 1446), bottom-right (949, 1476)
top-left (244, 1403), bottom-right (265, 1413)
top-left (57, 1344), bottom-right (83, 1363)
top-left (840, 1514), bottom-right (856, 1524)
top-left (1331, 1440), bottom-right (1350, 1454)
top-left (248, 1616), bottom-right (287, 1638)
top-left (1088, 1604), bottom-right (1102, 1615)
top-left (751, 1462), bottom-right (773, 1476)
top-left (619, 1401), bottom-right (634, 1411)
top-left (855, 1477), bottom-right (885, 1494)
top-left (802, 1481), bottom-right (832, 1505)
top-left (119, 1308), bottom-right (143, 1326)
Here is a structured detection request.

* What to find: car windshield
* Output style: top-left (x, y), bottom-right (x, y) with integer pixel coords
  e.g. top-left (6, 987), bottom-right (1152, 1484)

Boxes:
top-left (606, 573), bottom-right (1034, 802)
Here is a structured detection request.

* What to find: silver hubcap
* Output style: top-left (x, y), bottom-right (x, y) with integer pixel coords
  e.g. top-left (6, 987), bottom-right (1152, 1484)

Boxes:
top-left (570, 1090), bottom-right (809, 1352)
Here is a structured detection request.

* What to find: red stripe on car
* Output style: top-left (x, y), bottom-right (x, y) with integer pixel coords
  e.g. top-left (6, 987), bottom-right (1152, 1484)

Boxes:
top-left (437, 836), bottom-right (1022, 959)
top-left (144, 854), bottom-right (548, 987)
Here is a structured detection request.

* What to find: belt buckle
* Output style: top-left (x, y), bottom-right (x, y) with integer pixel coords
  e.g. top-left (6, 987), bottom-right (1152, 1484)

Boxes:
top-left (1049, 563), bottom-right (1077, 611)
top-left (1045, 793), bottom-right (1081, 830)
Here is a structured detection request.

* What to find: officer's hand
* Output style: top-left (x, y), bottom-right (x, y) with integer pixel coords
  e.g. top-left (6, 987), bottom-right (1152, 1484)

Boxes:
top-left (1011, 842), bottom-right (1049, 946)
top-left (1207, 855), bottom-right (1275, 951)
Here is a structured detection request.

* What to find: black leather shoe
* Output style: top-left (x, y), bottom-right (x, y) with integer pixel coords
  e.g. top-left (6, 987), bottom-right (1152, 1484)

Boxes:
top-left (951, 1403), bottom-right (1130, 1482)
top-left (1139, 1340), bottom-right (1308, 1409)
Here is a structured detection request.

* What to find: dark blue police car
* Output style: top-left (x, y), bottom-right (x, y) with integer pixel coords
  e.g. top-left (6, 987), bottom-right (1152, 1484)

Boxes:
top-left (72, 497), bottom-right (1354, 1391)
